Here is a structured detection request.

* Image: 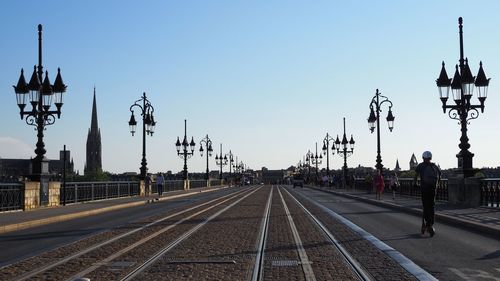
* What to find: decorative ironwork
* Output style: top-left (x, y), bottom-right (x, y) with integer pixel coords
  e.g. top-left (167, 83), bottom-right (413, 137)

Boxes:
top-left (61, 181), bottom-right (140, 204)
top-left (436, 17), bottom-right (491, 177)
top-left (175, 119), bottom-right (196, 180)
top-left (128, 92), bottom-right (156, 179)
top-left (0, 184), bottom-right (24, 212)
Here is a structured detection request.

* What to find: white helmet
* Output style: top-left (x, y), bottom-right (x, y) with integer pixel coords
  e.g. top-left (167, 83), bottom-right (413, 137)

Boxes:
top-left (422, 151), bottom-right (432, 159)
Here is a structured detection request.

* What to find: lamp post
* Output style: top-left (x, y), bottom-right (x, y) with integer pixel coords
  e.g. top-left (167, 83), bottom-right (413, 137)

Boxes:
top-left (311, 142), bottom-right (323, 179)
top-left (367, 89), bottom-right (395, 172)
top-left (13, 24), bottom-right (67, 180)
top-left (305, 150), bottom-right (313, 179)
top-left (227, 150), bottom-right (234, 184)
top-left (128, 92), bottom-right (156, 179)
top-left (322, 133), bottom-right (335, 176)
top-left (199, 134), bottom-right (213, 180)
top-left (175, 119), bottom-right (196, 180)
top-left (215, 143), bottom-right (228, 180)
top-left (436, 17), bottom-right (491, 178)
top-left (335, 118), bottom-right (355, 188)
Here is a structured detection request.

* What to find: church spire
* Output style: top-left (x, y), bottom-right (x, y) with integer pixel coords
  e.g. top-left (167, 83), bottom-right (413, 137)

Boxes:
top-left (91, 86), bottom-right (98, 133)
top-left (85, 86), bottom-right (102, 177)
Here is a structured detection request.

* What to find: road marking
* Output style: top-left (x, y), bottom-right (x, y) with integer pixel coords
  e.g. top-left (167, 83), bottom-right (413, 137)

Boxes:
top-left (277, 188), bottom-right (316, 281)
top-left (449, 268), bottom-right (500, 281)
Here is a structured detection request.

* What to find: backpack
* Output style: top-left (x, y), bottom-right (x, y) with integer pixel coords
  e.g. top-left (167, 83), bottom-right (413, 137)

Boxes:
top-left (421, 164), bottom-right (438, 187)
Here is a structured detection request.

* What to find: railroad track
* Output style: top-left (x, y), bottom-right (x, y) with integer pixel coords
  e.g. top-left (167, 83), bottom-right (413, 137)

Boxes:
top-left (3, 187), bottom-right (257, 281)
top-left (118, 186), bottom-right (261, 281)
top-left (252, 185), bottom-right (373, 281)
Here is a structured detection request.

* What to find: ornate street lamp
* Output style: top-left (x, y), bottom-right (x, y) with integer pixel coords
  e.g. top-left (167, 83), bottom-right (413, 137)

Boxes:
top-left (199, 134), bottom-right (213, 180)
top-left (335, 117), bottom-right (355, 188)
top-left (305, 150), bottom-right (313, 179)
top-left (215, 143), bottom-right (228, 180)
top-left (13, 24), bottom-right (67, 182)
top-left (128, 92), bottom-right (156, 179)
top-left (226, 150), bottom-right (234, 183)
top-left (311, 142), bottom-right (323, 179)
top-left (436, 17), bottom-right (491, 178)
top-left (322, 133), bottom-right (336, 176)
top-left (367, 89), bottom-right (394, 172)
top-left (175, 119), bottom-right (196, 180)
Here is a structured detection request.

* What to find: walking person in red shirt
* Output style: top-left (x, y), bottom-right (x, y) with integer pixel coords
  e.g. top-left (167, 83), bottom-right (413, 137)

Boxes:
top-left (373, 169), bottom-right (385, 200)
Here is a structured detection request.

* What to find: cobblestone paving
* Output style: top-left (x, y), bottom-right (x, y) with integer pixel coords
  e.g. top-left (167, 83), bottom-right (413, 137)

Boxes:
top-left (84, 188), bottom-right (256, 280)
top-left (1, 186), bottom-right (425, 280)
top-left (134, 187), bottom-right (270, 280)
top-left (0, 188), bottom-right (245, 281)
top-left (287, 187), bottom-right (418, 281)
top-left (280, 188), bottom-right (359, 280)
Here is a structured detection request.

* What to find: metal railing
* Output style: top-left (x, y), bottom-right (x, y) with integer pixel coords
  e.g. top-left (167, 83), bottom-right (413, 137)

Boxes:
top-left (209, 179), bottom-right (222, 186)
top-left (61, 181), bottom-right (140, 204)
top-left (190, 179), bottom-right (207, 189)
top-left (398, 178), bottom-right (449, 202)
top-left (0, 183), bottom-right (24, 212)
top-left (346, 178), bottom-right (449, 202)
top-left (480, 178), bottom-right (500, 208)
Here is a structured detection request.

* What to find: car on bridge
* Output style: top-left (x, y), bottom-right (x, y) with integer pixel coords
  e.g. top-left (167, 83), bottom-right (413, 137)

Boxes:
top-left (292, 174), bottom-right (304, 188)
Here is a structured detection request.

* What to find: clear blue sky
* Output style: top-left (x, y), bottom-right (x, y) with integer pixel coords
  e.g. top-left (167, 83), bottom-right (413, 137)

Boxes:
top-left (1, 1), bottom-right (500, 174)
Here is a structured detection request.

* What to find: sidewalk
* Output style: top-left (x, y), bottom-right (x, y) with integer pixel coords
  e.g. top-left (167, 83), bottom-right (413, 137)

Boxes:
top-left (0, 185), bottom-right (227, 234)
top-left (309, 186), bottom-right (500, 237)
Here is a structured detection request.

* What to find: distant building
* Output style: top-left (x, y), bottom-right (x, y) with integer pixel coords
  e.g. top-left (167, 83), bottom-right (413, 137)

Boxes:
top-left (0, 151), bottom-right (74, 181)
top-left (395, 159), bottom-right (401, 172)
top-left (410, 153), bottom-right (418, 170)
top-left (84, 87), bottom-right (102, 176)
top-left (261, 167), bottom-right (285, 184)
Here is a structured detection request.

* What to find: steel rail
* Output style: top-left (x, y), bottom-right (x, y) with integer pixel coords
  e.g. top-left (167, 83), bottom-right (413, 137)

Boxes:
top-left (120, 186), bottom-right (262, 281)
top-left (251, 186), bottom-right (273, 281)
top-left (282, 186), bottom-right (373, 281)
top-left (277, 187), bottom-right (317, 281)
top-left (12, 188), bottom-right (250, 281)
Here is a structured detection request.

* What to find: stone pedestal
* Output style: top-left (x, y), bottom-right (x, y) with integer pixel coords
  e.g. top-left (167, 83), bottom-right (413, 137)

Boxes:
top-left (207, 180), bottom-right (211, 187)
top-left (48, 182), bottom-right (60, 207)
top-left (184, 180), bottom-right (190, 190)
top-left (448, 176), bottom-right (481, 207)
top-left (24, 181), bottom-right (40, 210)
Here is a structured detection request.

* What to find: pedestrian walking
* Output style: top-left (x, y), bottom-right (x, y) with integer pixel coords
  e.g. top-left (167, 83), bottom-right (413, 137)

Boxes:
top-left (414, 151), bottom-right (441, 237)
top-left (156, 173), bottom-right (164, 198)
top-left (373, 169), bottom-right (385, 200)
top-left (389, 172), bottom-right (400, 200)
top-left (145, 173), bottom-right (152, 196)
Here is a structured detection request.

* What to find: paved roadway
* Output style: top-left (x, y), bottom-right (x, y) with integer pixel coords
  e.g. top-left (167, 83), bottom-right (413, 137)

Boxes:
top-left (0, 188), bottom-right (233, 267)
top-left (292, 187), bottom-right (500, 281)
top-left (1, 185), bottom-right (499, 280)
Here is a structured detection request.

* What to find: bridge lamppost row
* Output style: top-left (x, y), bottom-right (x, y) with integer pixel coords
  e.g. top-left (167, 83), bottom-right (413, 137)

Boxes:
top-left (199, 134), bottom-right (213, 180)
top-left (367, 89), bottom-right (395, 172)
top-left (311, 142), bottom-right (323, 179)
top-left (13, 24), bottom-right (67, 181)
top-left (436, 17), bottom-right (490, 178)
top-left (215, 144), bottom-right (228, 180)
top-left (128, 92), bottom-right (156, 180)
top-left (322, 133), bottom-right (335, 176)
top-left (335, 117), bottom-right (355, 188)
top-left (175, 119), bottom-right (196, 180)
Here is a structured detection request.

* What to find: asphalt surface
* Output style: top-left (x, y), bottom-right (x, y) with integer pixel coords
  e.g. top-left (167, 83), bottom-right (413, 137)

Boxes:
top-left (0, 188), bottom-right (233, 267)
top-left (294, 187), bottom-right (500, 281)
